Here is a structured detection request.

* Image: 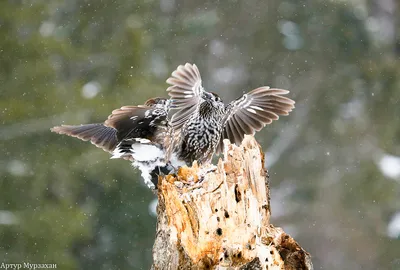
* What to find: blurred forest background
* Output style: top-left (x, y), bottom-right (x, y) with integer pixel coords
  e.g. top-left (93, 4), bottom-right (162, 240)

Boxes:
top-left (1, 0), bottom-right (400, 269)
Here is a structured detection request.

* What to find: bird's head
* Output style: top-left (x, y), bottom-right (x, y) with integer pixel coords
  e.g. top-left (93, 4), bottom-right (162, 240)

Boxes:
top-left (202, 91), bottom-right (223, 106)
top-left (199, 91), bottom-right (225, 117)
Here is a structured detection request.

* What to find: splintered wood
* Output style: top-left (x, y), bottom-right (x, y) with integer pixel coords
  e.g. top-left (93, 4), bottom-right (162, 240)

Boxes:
top-left (152, 135), bottom-right (313, 270)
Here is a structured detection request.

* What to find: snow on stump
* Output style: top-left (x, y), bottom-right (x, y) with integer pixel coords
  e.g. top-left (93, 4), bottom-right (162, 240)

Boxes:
top-left (152, 135), bottom-right (313, 270)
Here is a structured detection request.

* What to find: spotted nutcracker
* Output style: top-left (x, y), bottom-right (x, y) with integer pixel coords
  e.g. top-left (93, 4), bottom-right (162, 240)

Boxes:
top-left (166, 63), bottom-right (295, 165)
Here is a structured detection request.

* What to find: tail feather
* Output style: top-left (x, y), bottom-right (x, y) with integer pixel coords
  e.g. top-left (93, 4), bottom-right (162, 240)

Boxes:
top-left (112, 138), bottom-right (172, 189)
top-left (111, 138), bottom-right (165, 161)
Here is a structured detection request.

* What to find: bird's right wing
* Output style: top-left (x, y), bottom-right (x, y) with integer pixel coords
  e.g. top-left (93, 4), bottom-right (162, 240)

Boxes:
top-left (216, 87), bottom-right (295, 153)
top-left (166, 63), bottom-right (204, 130)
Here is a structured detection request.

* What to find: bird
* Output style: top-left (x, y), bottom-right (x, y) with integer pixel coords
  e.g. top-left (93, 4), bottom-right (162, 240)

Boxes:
top-left (51, 97), bottom-right (178, 189)
top-left (166, 63), bottom-right (295, 165)
top-left (51, 63), bottom-right (295, 188)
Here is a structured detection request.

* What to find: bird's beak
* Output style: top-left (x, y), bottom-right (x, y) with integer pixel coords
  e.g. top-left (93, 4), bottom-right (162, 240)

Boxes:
top-left (202, 92), bottom-right (212, 100)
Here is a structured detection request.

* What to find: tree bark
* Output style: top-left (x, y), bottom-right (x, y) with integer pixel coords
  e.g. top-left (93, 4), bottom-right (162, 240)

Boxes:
top-left (152, 135), bottom-right (313, 270)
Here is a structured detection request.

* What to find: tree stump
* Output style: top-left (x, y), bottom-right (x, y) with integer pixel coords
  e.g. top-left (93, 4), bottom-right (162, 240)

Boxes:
top-left (152, 135), bottom-right (313, 270)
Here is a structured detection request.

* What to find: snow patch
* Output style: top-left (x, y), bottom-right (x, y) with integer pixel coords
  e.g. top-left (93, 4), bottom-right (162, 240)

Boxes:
top-left (82, 81), bottom-right (101, 99)
top-left (387, 212), bottom-right (400, 239)
top-left (0, 210), bottom-right (18, 225)
top-left (377, 154), bottom-right (400, 180)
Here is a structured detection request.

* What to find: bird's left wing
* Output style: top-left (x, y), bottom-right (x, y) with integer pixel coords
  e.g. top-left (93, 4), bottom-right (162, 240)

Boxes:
top-left (216, 87), bottom-right (295, 153)
top-left (51, 124), bottom-right (118, 153)
top-left (166, 63), bottom-right (204, 130)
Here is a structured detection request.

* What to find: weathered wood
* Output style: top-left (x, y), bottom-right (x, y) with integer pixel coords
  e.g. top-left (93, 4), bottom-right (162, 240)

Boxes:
top-left (152, 135), bottom-right (313, 270)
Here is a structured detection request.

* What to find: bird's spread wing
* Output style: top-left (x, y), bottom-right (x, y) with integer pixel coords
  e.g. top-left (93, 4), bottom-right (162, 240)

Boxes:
top-left (216, 87), bottom-right (295, 153)
top-left (51, 124), bottom-right (118, 153)
top-left (166, 63), bottom-right (204, 130)
top-left (51, 98), bottom-right (170, 162)
top-left (105, 105), bottom-right (167, 141)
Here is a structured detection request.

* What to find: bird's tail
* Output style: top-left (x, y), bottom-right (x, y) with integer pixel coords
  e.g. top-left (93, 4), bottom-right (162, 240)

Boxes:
top-left (111, 138), bottom-right (182, 189)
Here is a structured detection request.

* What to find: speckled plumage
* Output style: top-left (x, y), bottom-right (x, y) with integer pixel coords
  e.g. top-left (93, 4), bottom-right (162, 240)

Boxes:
top-left (166, 63), bottom-right (295, 165)
top-left (177, 93), bottom-right (225, 164)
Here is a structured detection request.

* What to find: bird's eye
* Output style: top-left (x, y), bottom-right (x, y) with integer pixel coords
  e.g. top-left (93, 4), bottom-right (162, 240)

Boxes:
top-left (210, 92), bottom-right (220, 102)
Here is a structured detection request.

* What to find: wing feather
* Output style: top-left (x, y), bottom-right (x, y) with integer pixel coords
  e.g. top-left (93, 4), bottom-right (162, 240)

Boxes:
top-left (166, 63), bottom-right (204, 130)
top-left (51, 124), bottom-right (118, 153)
top-left (229, 116), bottom-right (247, 145)
top-left (233, 114), bottom-right (253, 135)
top-left (216, 87), bottom-right (295, 153)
